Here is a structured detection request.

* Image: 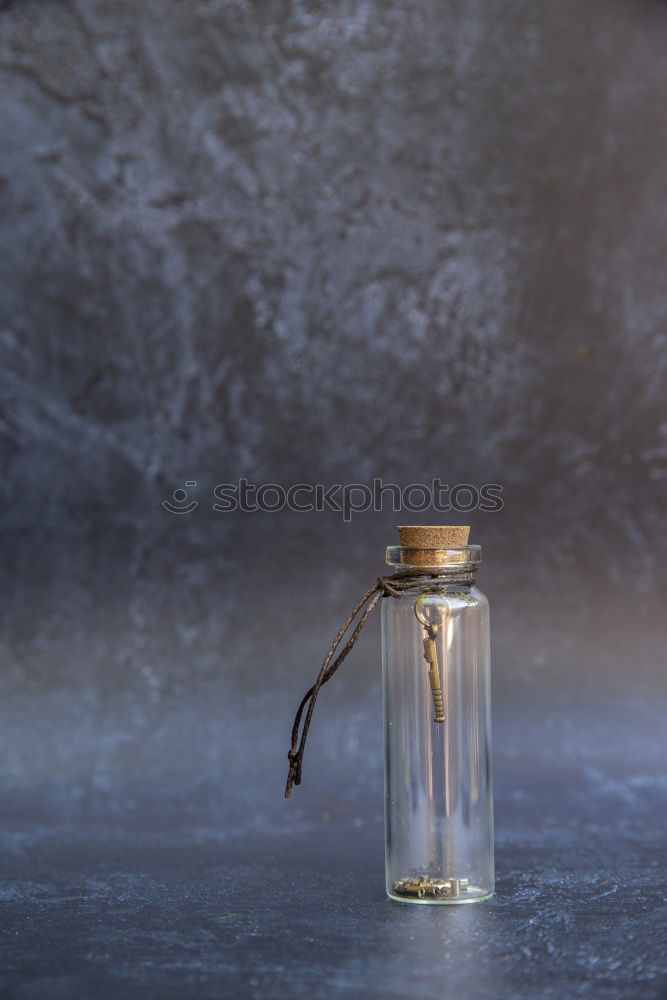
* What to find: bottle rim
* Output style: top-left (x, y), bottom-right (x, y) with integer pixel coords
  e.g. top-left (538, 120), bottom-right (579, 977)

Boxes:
top-left (385, 544), bottom-right (482, 569)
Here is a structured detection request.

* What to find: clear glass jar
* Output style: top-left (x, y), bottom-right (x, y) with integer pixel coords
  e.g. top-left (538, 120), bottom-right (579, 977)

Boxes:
top-left (382, 544), bottom-right (494, 903)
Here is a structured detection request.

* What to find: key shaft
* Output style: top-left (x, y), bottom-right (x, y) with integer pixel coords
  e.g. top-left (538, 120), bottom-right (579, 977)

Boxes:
top-left (423, 623), bottom-right (445, 723)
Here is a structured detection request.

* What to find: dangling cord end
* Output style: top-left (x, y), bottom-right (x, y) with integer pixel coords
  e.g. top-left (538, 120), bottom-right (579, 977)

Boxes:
top-left (285, 748), bottom-right (300, 798)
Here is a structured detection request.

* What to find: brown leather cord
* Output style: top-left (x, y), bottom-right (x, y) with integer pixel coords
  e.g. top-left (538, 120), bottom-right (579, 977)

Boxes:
top-left (284, 569), bottom-right (456, 798)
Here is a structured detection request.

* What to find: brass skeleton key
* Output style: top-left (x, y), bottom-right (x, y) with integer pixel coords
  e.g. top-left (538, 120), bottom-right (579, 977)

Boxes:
top-left (423, 623), bottom-right (445, 723)
top-left (414, 594), bottom-right (449, 724)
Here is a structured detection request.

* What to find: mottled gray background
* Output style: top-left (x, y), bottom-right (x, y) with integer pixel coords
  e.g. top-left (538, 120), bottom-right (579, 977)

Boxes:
top-left (1, 1), bottom-right (666, 997)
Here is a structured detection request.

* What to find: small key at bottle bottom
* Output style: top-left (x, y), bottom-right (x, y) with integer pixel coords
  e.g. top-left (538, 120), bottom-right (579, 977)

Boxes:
top-left (389, 874), bottom-right (494, 905)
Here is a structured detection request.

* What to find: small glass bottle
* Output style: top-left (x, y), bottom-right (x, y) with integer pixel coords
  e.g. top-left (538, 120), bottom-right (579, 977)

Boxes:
top-left (382, 526), bottom-right (494, 904)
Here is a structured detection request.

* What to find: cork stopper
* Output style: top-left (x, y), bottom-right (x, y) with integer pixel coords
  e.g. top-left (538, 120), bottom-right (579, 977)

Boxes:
top-left (395, 525), bottom-right (471, 567)
top-left (397, 525), bottom-right (470, 548)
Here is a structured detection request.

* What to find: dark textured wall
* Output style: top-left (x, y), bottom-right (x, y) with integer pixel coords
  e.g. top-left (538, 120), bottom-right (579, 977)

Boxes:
top-left (1, 0), bottom-right (666, 828)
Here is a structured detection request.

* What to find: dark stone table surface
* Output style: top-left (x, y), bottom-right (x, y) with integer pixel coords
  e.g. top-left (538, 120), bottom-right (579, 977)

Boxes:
top-left (2, 796), bottom-right (666, 1000)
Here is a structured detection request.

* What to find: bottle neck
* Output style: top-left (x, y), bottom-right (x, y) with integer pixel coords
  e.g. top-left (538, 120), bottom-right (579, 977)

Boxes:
top-left (386, 564), bottom-right (478, 588)
top-left (386, 545), bottom-right (480, 587)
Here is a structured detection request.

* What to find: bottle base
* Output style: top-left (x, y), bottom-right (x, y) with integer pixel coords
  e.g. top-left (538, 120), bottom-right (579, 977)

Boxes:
top-left (388, 876), bottom-right (494, 905)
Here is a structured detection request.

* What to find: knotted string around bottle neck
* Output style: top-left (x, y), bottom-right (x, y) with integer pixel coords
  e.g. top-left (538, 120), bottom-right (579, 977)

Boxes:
top-left (285, 568), bottom-right (471, 798)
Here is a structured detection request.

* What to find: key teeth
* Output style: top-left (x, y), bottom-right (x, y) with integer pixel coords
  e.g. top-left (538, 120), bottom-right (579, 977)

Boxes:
top-left (432, 692), bottom-right (445, 723)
